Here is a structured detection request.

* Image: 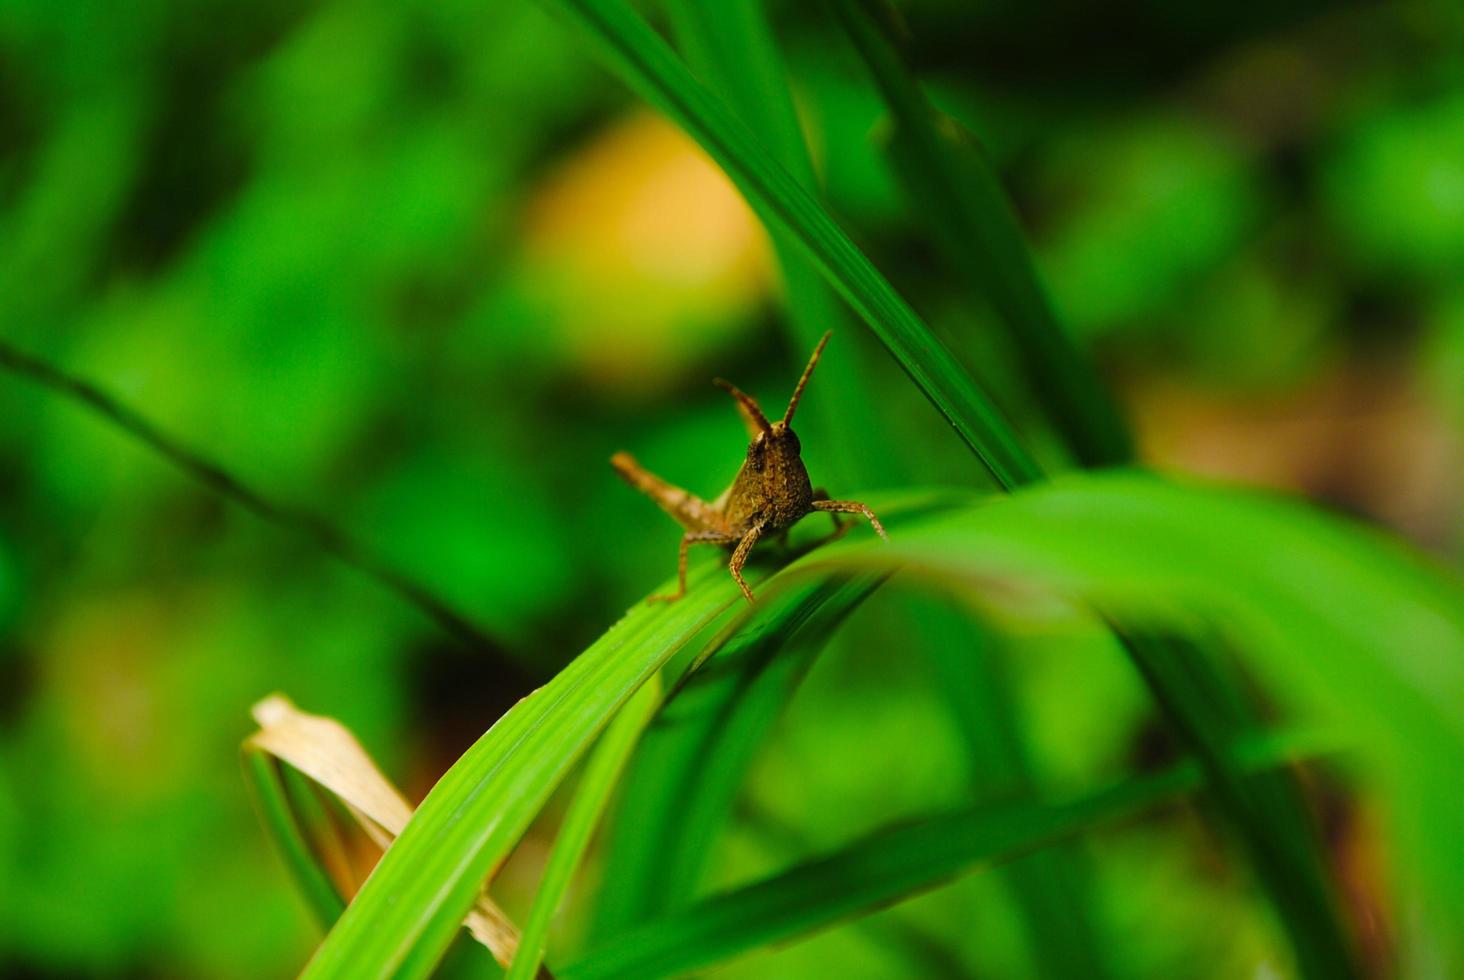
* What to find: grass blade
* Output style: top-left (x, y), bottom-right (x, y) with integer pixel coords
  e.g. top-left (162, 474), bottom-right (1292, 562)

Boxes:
top-left (242, 750), bottom-right (346, 930)
top-left (0, 337), bottom-right (522, 670)
top-left (527, 16), bottom-right (1347, 971)
top-left (903, 595), bottom-right (1114, 978)
top-left (563, 729), bottom-right (1333, 980)
top-left (806, 8), bottom-right (1345, 951)
top-left (829, 0), bottom-right (1132, 467)
top-left (299, 565), bottom-right (731, 978)
top-left (831, 474), bottom-right (1464, 966)
top-left (505, 676), bottom-right (662, 980)
top-left (538, 0), bottom-right (1042, 489)
top-left (1120, 633), bottom-right (1359, 978)
top-left (297, 494), bottom-right (948, 979)
top-left (663, 0), bottom-right (885, 488)
top-left (296, 474), bottom-right (1464, 975)
top-left (592, 573), bottom-right (886, 934)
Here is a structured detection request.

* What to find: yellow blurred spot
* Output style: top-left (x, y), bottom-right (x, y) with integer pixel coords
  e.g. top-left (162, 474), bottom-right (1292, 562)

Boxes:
top-left (523, 111), bottom-right (771, 391)
top-left (43, 595), bottom-right (174, 797)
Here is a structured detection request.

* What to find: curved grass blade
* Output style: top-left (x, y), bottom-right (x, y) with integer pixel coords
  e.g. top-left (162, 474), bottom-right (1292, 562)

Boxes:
top-left (300, 474), bottom-right (1464, 977)
top-left (526, 13), bottom-right (1342, 969)
top-left (829, 0), bottom-right (1132, 467)
top-left (298, 494), bottom-right (953, 979)
top-left (0, 337), bottom-right (523, 672)
top-left (592, 573), bottom-right (887, 935)
top-left (1120, 632), bottom-right (1360, 978)
top-left (829, 473), bottom-right (1464, 970)
top-left (505, 676), bottom-right (662, 980)
top-left (663, 0), bottom-right (885, 489)
top-left (902, 594), bottom-right (1114, 978)
top-left (537, 0), bottom-right (1042, 489)
top-left (835, 475), bottom-right (1464, 748)
top-left (242, 750), bottom-right (346, 930)
top-left (563, 728), bottom-right (1335, 980)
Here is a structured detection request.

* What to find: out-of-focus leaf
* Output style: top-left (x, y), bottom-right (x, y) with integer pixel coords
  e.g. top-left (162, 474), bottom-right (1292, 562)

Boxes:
top-left (841, 472), bottom-right (1464, 974)
top-left (562, 728), bottom-right (1335, 980)
top-left (1035, 119), bottom-right (1262, 336)
top-left (830, 0), bottom-right (1132, 469)
top-left (1118, 633), bottom-right (1359, 978)
top-left (1324, 93), bottom-right (1464, 281)
top-left (901, 594), bottom-right (1115, 978)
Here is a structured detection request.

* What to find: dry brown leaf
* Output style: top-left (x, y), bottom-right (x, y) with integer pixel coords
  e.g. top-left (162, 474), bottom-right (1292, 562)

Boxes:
top-left (246, 694), bottom-right (520, 965)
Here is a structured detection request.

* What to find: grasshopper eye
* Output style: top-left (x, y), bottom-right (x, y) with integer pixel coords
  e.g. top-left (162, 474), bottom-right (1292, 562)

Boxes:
top-left (747, 437), bottom-right (766, 471)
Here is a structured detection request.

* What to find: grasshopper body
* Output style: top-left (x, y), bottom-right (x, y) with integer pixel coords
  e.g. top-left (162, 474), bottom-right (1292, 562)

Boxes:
top-left (612, 332), bottom-right (887, 603)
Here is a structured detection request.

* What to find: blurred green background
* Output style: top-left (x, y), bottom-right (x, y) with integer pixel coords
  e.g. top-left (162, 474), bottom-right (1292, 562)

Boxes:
top-left (1, 0), bottom-right (1461, 976)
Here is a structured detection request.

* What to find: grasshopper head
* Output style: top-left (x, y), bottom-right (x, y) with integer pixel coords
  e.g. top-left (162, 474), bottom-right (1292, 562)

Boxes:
top-left (716, 331), bottom-right (830, 530)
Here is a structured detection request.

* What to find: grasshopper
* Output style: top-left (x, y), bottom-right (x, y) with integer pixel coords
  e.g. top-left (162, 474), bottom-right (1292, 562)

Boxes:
top-left (612, 331), bottom-right (887, 603)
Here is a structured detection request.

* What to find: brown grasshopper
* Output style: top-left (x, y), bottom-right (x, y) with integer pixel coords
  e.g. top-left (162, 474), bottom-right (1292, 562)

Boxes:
top-left (612, 331), bottom-right (887, 603)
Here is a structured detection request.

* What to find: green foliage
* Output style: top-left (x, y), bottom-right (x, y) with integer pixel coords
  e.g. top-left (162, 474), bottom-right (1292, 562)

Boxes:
top-left (2, 0), bottom-right (1461, 977)
top-left (591, 574), bottom-right (890, 932)
top-left (298, 477), bottom-right (1464, 978)
top-left (830, 0), bottom-right (1132, 468)
top-left (506, 676), bottom-right (660, 980)
top-left (542, 0), bottom-right (1042, 489)
top-left (564, 728), bottom-right (1337, 980)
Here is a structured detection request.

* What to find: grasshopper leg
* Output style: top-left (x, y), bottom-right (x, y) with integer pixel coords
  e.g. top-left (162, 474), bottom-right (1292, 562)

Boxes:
top-left (812, 487), bottom-right (851, 538)
top-left (728, 523), bottom-right (766, 603)
top-left (649, 529), bottom-right (738, 604)
top-left (611, 452), bottom-right (722, 531)
top-left (812, 499), bottom-right (888, 541)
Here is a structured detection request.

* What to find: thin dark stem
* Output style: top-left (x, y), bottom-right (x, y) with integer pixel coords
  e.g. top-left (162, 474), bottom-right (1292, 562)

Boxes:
top-left (0, 337), bottom-right (523, 672)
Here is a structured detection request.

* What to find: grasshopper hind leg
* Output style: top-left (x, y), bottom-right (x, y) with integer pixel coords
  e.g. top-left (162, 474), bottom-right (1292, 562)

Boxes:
top-left (611, 452), bottom-right (722, 531)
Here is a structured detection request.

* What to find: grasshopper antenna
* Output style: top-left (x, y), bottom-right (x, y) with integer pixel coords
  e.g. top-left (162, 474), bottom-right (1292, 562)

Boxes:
top-left (783, 330), bottom-right (832, 425)
top-left (714, 378), bottom-right (772, 434)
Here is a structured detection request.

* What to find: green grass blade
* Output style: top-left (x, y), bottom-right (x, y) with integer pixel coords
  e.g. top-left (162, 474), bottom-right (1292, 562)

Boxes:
top-left (849, 475), bottom-right (1464, 749)
top-left (761, 475), bottom-right (1461, 974)
top-left (242, 749), bottom-right (347, 930)
top-left (562, 729), bottom-right (1331, 980)
top-left (538, 0), bottom-right (1042, 489)
top-left (0, 338), bottom-right (519, 668)
top-left (1120, 633), bottom-right (1359, 978)
top-left (593, 573), bottom-right (886, 935)
top-left (297, 494), bottom-right (950, 979)
top-left (740, 2), bottom-right (1345, 969)
top-left (903, 595), bottom-right (1114, 978)
top-left (829, 0), bottom-right (1132, 467)
top-left (298, 563), bottom-right (733, 979)
top-left (664, 0), bottom-right (885, 488)
top-left (505, 677), bottom-right (662, 980)
top-left (838, 474), bottom-right (1464, 963)
top-left (298, 476), bottom-right (1464, 977)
